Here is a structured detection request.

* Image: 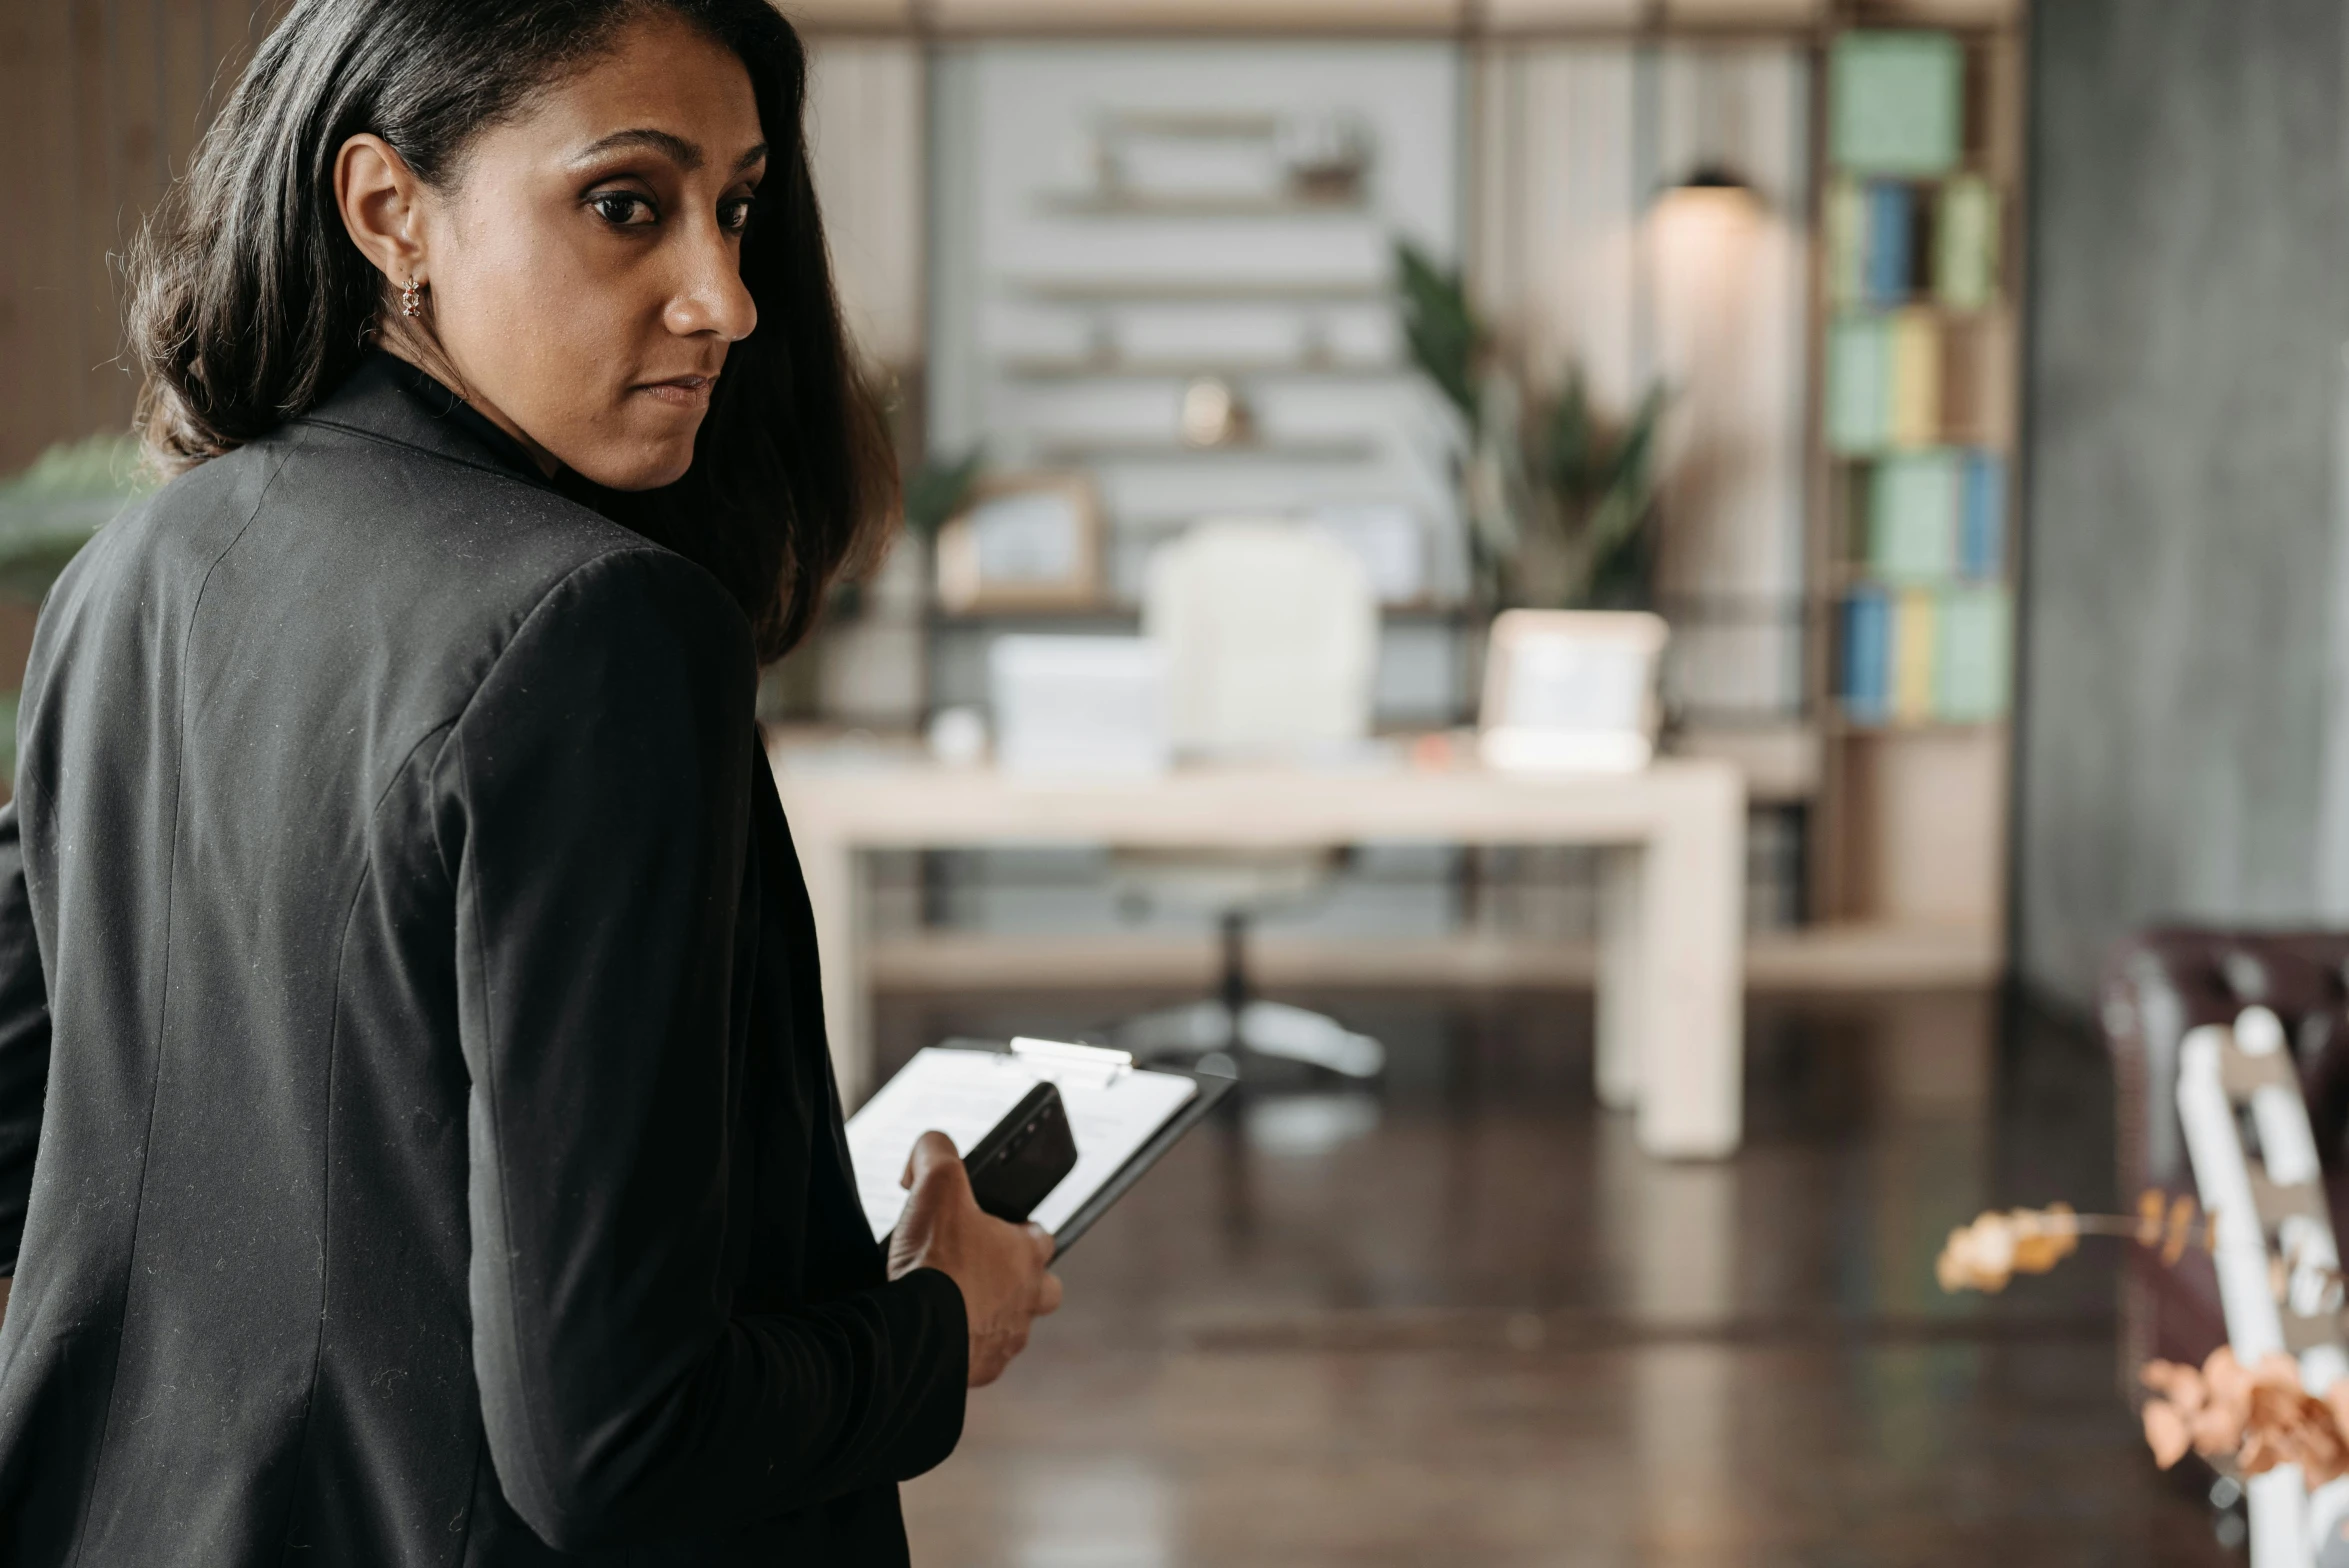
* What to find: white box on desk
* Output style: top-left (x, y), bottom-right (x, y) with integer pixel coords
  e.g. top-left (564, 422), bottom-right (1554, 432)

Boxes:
top-left (990, 635), bottom-right (1172, 779)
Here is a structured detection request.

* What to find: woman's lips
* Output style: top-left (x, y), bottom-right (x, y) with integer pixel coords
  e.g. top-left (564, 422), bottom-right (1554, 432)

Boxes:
top-left (637, 375), bottom-right (716, 408)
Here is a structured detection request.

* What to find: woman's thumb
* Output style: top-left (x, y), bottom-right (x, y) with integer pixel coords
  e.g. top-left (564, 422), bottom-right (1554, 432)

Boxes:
top-left (900, 1128), bottom-right (964, 1192)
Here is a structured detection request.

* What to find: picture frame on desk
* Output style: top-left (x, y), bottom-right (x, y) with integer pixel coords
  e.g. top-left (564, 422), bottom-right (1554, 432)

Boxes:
top-left (934, 472), bottom-right (1105, 614)
top-left (1478, 609), bottom-right (1669, 775)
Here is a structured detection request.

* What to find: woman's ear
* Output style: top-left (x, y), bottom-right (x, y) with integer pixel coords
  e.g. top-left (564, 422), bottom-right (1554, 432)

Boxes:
top-left (334, 134), bottom-right (430, 297)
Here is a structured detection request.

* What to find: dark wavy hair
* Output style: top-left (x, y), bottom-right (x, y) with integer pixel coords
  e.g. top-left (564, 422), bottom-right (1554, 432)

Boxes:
top-left (124, 0), bottom-right (895, 661)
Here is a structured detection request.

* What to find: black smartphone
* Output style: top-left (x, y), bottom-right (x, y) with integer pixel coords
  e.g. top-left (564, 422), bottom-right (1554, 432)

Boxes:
top-left (962, 1081), bottom-right (1079, 1224)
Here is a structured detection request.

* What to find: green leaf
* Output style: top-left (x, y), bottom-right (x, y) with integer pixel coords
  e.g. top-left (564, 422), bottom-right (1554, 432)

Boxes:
top-left (0, 434), bottom-right (150, 604)
top-left (1393, 239), bottom-right (1480, 425)
top-left (1601, 384), bottom-right (1666, 500)
top-left (1540, 371), bottom-right (1596, 500)
top-left (903, 446), bottom-right (986, 539)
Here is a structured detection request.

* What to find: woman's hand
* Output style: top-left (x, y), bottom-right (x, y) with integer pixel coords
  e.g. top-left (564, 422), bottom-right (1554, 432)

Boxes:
top-left (887, 1131), bottom-right (1063, 1387)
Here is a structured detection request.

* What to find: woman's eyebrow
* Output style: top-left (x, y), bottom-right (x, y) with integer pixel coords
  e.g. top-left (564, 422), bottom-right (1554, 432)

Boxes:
top-left (571, 129), bottom-right (769, 174)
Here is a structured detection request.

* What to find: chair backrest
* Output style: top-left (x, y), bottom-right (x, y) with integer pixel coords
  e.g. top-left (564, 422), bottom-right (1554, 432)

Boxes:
top-left (1143, 517), bottom-right (1377, 759)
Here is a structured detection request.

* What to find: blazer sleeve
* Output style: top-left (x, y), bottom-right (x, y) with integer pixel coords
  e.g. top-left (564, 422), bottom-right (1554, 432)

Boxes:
top-left (0, 800), bottom-right (48, 1278)
top-left (438, 550), bottom-right (967, 1553)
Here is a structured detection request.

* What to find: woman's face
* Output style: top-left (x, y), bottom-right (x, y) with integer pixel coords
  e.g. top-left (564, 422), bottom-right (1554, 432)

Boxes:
top-left (336, 12), bottom-right (765, 490)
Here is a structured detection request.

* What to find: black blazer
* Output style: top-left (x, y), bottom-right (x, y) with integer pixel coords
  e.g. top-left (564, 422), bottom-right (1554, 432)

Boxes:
top-left (0, 355), bottom-right (968, 1564)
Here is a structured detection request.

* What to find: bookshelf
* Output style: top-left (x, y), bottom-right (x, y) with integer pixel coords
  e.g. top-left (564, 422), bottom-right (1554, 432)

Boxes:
top-left (1804, 4), bottom-right (2028, 941)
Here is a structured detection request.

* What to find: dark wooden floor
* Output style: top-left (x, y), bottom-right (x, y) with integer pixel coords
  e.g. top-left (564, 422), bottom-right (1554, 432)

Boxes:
top-left (872, 986), bottom-right (2236, 1566)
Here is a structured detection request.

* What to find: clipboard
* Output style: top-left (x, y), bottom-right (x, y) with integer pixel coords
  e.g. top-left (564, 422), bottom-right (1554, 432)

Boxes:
top-left (845, 1037), bottom-right (1234, 1253)
top-left (1046, 1050), bottom-right (1233, 1254)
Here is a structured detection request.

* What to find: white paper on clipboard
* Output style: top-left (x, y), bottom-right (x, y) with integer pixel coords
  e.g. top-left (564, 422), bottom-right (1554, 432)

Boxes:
top-left (845, 1040), bottom-right (1199, 1240)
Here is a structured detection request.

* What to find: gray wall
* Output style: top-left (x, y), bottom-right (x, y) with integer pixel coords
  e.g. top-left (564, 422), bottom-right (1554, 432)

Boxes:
top-left (2017, 0), bottom-right (2349, 1005)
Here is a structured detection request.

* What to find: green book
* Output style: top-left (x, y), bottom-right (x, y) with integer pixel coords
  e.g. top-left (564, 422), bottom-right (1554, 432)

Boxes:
top-left (1868, 451), bottom-right (1961, 580)
top-left (1935, 584), bottom-right (2011, 721)
top-left (1934, 175), bottom-right (2000, 309)
top-left (1826, 315), bottom-right (1893, 455)
top-left (1825, 177), bottom-right (1867, 310)
top-left (1831, 31), bottom-right (1964, 176)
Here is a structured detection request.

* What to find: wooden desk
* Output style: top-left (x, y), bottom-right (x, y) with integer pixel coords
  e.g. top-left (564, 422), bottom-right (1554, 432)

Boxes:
top-left (771, 746), bottom-right (1747, 1159)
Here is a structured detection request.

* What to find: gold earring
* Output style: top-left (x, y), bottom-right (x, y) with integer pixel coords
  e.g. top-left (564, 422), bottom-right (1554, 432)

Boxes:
top-left (400, 278), bottom-right (425, 318)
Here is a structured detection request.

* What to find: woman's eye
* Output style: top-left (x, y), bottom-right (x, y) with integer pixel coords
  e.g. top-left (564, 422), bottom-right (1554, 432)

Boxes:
top-left (591, 193), bottom-right (654, 228)
top-left (719, 198), bottom-right (756, 235)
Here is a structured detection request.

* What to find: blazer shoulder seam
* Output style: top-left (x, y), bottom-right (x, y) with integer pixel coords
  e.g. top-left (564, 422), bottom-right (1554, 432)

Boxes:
top-left (428, 546), bottom-right (732, 775)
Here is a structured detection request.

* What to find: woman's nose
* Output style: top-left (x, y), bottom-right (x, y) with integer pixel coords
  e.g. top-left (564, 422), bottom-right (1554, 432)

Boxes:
top-left (667, 230), bottom-right (758, 343)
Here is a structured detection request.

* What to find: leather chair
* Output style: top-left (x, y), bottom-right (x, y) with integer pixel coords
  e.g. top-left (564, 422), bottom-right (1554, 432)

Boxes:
top-left (2101, 930), bottom-right (2349, 1381)
top-left (1108, 518), bottom-right (1386, 1080)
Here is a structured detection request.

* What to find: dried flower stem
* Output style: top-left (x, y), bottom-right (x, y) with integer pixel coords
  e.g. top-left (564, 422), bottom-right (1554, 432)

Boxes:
top-left (1937, 1193), bottom-right (2222, 1296)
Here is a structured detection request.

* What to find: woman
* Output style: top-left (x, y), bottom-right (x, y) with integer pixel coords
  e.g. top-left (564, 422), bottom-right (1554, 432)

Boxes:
top-left (0, 1), bottom-right (1060, 1561)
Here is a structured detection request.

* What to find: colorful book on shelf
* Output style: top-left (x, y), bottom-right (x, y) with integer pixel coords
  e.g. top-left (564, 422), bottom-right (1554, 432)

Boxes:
top-left (1830, 31), bottom-right (1965, 177)
top-left (1935, 175), bottom-right (2000, 310)
top-left (1958, 451), bottom-right (2005, 578)
top-left (1841, 588), bottom-right (1892, 724)
top-left (1935, 584), bottom-right (2012, 721)
top-left (1892, 587), bottom-right (1938, 724)
top-left (1864, 182), bottom-right (1915, 307)
top-left (1842, 585), bottom-right (2014, 727)
top-left (1826, 316), bottom-right (1893, 454)
top-left (1825, 178), bottom-right (1866, 309)
top-left (1830, 311), bottom-right (1944, 455)
top-left (1869, 451), bottom-right (1961, 580)
top-left (1889, 309), bottom-right (1942, 449)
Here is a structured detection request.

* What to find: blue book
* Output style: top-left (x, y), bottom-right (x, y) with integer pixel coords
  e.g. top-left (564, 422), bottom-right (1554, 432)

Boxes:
top-left (1864, 182), bottom-right (1914, 307)
top-left (1959, 452), bottom-right (2006, 578)
top-left (1842, 589), bottom-right (1892, 724)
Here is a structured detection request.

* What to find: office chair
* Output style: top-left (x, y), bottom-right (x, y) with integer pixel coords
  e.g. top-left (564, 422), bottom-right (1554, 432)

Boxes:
top-left (1108, 518), bottom-right (1386, 1080)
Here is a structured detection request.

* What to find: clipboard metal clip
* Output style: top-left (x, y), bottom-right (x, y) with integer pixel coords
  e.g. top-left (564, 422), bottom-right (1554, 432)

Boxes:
top-left (1011, 1036), bottom-right (1133, 1085)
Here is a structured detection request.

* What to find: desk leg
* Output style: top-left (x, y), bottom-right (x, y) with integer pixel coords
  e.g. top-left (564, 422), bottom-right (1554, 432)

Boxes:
top-left (799, 832), bottom-right (872, 1107)
top-left (1634, 774), bottom-right (1746, 1158)
top-left (1596, 848), bottom-right (1645, 1113)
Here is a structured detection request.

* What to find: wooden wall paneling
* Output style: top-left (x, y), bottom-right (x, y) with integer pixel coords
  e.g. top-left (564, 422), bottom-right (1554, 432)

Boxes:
top-left (160, 0), bottom-right (219, 181)
top-left (214, 0), bottom-right (274, 93)
top-left (1469, 45), bottom-right (1640, 407)
top-left (44, 0), bottom-right (97, 454)
top-left (1483, 0), bottom-right (1832, 33)
top-left (1649, 44), bottom-right (1810, 608)
top-left (0, 0), bottom-right (276, 474)
top-left (1481, 0), bottom-right (1644, 28)
top-left (803, 37), bottom-right (927, 370)
top-left (1466, 43), bottom-right (1512, 318)
top-left (1979, 26), bottom-right (2024, 183)
top-left (1651, 46), bottom-right (1811, 720)
top-left (784, 0), bottom-right (917, 30)
top-left (38, 0), bottom-right (95, 457)
top-left (0, 0), bottom-right (49, 473)
top-left (927, 0), bottom-right (1467, 32)
top-left (1467, 41), bottom-right (1642, 672)
top-left (1470, 40), bottom-right (1811, 720)
top-left (1853, 0), bottom-right (2018, 25)
top-left (113, 0), bottom-right (168, 369)
top-left (1662, 0), bottom-right (1827, 24)
top-left (70, 1), bottom-right (129, 441)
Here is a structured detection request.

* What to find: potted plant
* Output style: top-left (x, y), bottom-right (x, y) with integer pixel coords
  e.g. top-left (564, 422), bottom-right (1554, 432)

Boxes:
top-left (1394, 240), bottom-right (1664, 612)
